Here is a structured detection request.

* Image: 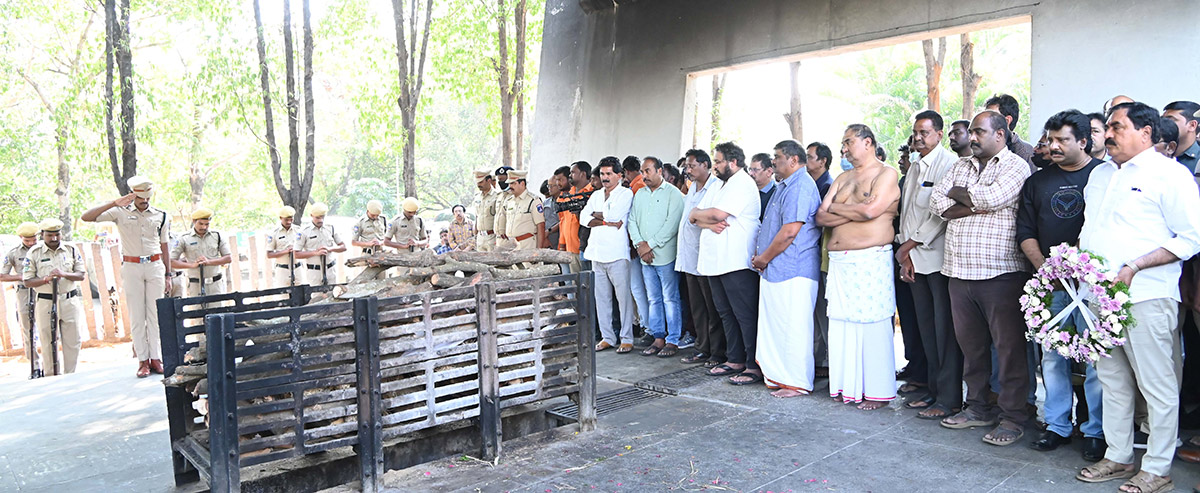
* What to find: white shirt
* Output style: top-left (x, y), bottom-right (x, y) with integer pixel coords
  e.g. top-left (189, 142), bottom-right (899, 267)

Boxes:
top-left (1080, 147), bottom-right (1200, 303)
top-left (676, 175), bottom-right (720, 276)
top-left (581, 185), bottom-right (634, 264)
top-left (697, 170), bottom-right (760, 276)
top-left (898, 145), bottom-right (957, 275)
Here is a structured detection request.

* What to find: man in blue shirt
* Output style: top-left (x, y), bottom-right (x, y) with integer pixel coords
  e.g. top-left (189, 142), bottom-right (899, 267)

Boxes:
top-left (753, 140), bottom-right (822, 397)
top-left (749, 153), bottom-right (776, 217)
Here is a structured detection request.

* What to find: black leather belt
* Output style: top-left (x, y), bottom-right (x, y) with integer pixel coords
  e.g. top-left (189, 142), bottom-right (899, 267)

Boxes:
top-left (188, 274), bottom-right (224, 283)
top-left (274, 263), bottom-right (302, 269)
top-left (38, 289), bottom-right (80, 300)
top-left (306, 263), bottom-right (335, 270)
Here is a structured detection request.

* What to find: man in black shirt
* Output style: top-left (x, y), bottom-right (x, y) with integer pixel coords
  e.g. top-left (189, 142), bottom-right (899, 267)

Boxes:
top-left (1015, 109), bottom-right (1104, 461)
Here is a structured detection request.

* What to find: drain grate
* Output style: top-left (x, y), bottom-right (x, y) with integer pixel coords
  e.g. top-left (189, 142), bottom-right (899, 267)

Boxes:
top-left (633, 365), bottom-right (713, 395)
top-left (547, 387), bottom-right (665, 421)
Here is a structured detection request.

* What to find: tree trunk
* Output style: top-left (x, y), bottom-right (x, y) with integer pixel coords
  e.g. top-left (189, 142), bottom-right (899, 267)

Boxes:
top-left (960, 33), bottom-right (983, 120)
top-left (496, 0), bottom-right (514, 170)
top-left (921, 37), bottom-right (946, 112)
top-left (513, 0), bottom-right (527, 169)
top-left (189, 105), bottom-right (205, 208)
top-left (116, 0), bottom-right (136, 188)
top-left (390, 0), bottom-right (434, 200)
top-left (55, 126), bottom-right (71, 239)
top-left (252, 0), bottom-right (290, 214)
top-left (691, 81), bottom-right (699, 150)
top-left (783, 60), bottom-right (803, 142)
top-left (282, 0), bottom-right (300, 207)
top-left (103, 0), bottom-right (121, 195)
top-left (710, 73), bottom-right (726, 146)
top-left (299, 0), bottom-right (317, 207)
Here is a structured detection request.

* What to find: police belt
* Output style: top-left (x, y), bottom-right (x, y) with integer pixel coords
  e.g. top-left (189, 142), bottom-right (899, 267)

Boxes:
top-left (484, 230), bottom-right (495, 235)
top-left (306, 263), bottom-right (336, 270)
top-left (188, 274), bottom-right (224, 283)
top-left (514, 233), bottom-right (535, 242)
top-left (274, 262), bottom-right (302, 269)
top-left (123, 254), bottom-right (162, 264)
top-left (37, 289), bottom-right (81, 300)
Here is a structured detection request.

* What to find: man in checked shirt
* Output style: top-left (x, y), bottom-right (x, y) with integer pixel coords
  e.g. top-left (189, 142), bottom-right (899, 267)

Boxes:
top-left (930, 110), bottom-right (1033, 447)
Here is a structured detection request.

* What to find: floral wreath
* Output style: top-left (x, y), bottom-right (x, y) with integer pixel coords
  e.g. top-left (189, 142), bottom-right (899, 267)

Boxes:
top-left (1021, 243), bottom-right (1135, 363)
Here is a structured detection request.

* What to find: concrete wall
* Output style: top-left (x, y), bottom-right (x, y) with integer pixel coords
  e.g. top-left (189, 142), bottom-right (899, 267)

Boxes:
top-left (530, 0), bottom-right (1200, 179)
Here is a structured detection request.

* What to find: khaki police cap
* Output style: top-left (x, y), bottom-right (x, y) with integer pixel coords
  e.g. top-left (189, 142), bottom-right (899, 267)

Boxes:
top-left (310, 203), bottom-right (329, 217)
top-left (366, 200), bottom-right (383, 215)
top-left (402, 197), bottom-right (420, 213)
top-left (191, 207), bottom-right (214, 221)
top-left (39, 218), bottom-right (64, 233)
top-left (474, 168), bottom-right (491, 184)
top-left (509, 169), bottom-right (528, 180)
top-left (279, 205), bottom-right (296, 218)
top-left (15, 222), bottom-right (39, 238)
top-left (127, 175), bottom-right (154, 198)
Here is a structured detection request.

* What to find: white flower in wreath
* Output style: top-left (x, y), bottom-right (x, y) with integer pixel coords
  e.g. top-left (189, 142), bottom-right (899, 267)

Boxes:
top-left (1040, 309), bottom-right (1051, 320)
top-left (1084, 272), bottom-right (1098, 284)
top-left (1115, 292), bottom-right (1130, 304)
top-left (1058, 346), bottom-right (1071, 358)
top-left (1107, 314), bottom-right (1121, 326)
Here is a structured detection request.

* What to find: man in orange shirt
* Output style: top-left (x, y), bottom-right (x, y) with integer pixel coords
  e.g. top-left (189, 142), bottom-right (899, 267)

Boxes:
top-left (557, 161), bottom-right (594, 273)
top-left (623, 155), bottom-right (646, 194)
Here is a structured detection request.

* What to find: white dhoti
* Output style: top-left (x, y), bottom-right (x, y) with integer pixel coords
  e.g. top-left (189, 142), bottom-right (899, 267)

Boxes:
top-left (756, 276), bottom-right (818, 393)
top-left (826, 245), bottom-right (896, 403)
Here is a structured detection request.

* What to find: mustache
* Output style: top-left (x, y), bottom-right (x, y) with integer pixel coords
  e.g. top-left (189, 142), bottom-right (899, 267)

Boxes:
top-left (1049, 151), bottom-right (1064, 156)
top-left (1105, 138), bottom-right (1117, 146)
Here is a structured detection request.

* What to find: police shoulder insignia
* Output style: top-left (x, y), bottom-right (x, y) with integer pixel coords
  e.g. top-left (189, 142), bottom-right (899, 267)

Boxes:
top-left (535, 203), bottom-right (544, 213)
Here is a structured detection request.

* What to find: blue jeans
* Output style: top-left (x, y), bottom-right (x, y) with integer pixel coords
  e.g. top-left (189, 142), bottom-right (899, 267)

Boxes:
top-left (642, 261), bottom-right (682, 345)
top-left (1043, 290), bottom-right (1104, 438)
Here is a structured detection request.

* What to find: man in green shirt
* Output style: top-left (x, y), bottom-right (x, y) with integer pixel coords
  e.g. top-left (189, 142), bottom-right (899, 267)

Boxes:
top-left (628, 156), bottom-right (685, 357)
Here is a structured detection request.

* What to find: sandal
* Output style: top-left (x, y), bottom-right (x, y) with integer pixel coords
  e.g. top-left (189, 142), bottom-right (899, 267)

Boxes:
top-left (594, 341), bottom-right (614, 352)
top-left (707, 364), bottom-right (743, 377)
top-left (729, 371), bottom-right (763, 386)
top-left (704, 359), bottom-right (723, 368)
top-left (1119, 471), bottom-right (1173, 493)
top-left (904, 393), bottom-right (935, 409)
top-left (916, 403), bottom-right (959, 420)
top-left (656, 344), bottom-right (679, 358)
top-left (941, 410), bottom-right (997, 430)
top-left (616, 343), bottom-right (634, 354)
top-left (641, 344), bottom-right (663, 356)
top-left (898, 382), bottom-right (926, 394)
top-left (1076, 459), bottom-right (1136, 483)
top-left (680, 352), bottom-right (709, 364)
top-left (982, 423), bottom-right (1024, 446)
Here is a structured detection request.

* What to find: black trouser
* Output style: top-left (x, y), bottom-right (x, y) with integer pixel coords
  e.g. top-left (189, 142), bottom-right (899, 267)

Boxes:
top-left (912, 271), bottom-right (961, 407)
top-left (686, 273), bottom-right (725, 361)
top-left (895, 256), bottom-right (924, 381)
top-left (950, 272), bottom-right (1031, 426)
top-left (709, 269), bottom-right (759, 370)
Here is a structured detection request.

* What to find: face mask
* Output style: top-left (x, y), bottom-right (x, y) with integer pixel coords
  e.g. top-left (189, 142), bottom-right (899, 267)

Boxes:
top-left (839, 157), bottom-right (853, 171)
top-left (498, 181), bottom-right (510, 191)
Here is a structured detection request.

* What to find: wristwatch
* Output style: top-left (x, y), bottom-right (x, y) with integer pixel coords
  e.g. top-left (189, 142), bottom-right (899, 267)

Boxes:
top-left (1124, 262), bottom-right (1140, 274)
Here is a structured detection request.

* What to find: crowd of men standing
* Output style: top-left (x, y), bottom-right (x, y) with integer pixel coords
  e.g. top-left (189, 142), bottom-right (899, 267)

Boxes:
top-left (522, 94), bottom-right (1200, 493)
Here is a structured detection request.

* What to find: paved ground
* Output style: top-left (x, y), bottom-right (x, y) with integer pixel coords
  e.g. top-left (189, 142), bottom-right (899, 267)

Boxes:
top-left (5, 342), bottom-right (1200, 492)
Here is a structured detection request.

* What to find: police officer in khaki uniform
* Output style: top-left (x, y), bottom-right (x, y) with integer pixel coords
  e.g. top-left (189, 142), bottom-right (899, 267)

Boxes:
top-left (473, 169), bottom-right (500, 252)
top-left (493, 166), bottom-right (515, 249)
top-left (82, 175), bottom-right (170, 378)
top-left (351, 200), bottom-right (388, 255)
top-left (266, 206), bottom-right (304, 287)
top-left (384, 197), bottom-right (429, 252)
top-left (167, 233), bottom-right (187, 297)
top-left (170, 207), bottom-right (232, 299)
top-left (297, 203), bottom-right (346, 286)
top-left (502, 170), bottom-right (546, 251)
top-left (21, 219), bottom-right (86, 376)
top-left (2, 222), bottom-right (41, 374)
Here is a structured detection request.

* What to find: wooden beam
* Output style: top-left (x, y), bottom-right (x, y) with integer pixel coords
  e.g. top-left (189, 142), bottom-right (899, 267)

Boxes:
top-left (108, 246), bottom-right (132, 338)
top-left (91, 243), bottom-right (117, 339)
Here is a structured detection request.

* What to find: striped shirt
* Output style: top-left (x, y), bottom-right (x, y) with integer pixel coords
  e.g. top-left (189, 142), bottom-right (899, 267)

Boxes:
top-left (930, 148), bottom-right (1031, 280)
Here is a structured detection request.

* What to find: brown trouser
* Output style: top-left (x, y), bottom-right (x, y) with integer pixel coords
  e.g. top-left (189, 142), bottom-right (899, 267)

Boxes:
top-left (949, 271), bottom-right (1030, 426)
top-left (684, 273), bottom-right (724, 362)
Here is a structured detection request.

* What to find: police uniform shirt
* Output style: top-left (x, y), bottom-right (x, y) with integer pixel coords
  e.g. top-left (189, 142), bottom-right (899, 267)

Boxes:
top-left (298, 224), bottom-right (341, 265)
top-left (386, 216), bottom-right (427, 249)
top-left (475, 190), bottom-right (500, 234)
top-left (170, 230), bottom-right (231, 279)
top-left (2, 244), bottom-right (33, 280)
top-left (22, 243), bottom-right (85, 294)
top-left (494, 193), bottom-right (515, 236)
top-left (504, 191), bottom-right (545, 239)
top-left (352, 215), bottom-right (388, 244)
top-left (266, 224), bottom-right (303, 253)
top-left (95, 205), bottom-right (170, 257)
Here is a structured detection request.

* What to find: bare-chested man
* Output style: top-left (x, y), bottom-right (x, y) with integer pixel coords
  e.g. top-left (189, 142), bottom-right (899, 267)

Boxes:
top-left (815, 124), bottom-right (901, 410)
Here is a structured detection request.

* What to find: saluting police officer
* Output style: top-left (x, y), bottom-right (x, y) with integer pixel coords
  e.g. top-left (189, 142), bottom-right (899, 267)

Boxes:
top-left (493, 166), bottom-right (515, 249)
top-left (384, 197), bottom-right (429, 252)
top-left (502, 170), bottom-right (546, 251)
top-left (170, 207), bottom-right (232, 301)
top-left (351, 200), bottom-right (388, 256)
top-left (296, 203), bottom-right (346, 286)
top-left (473, 169), bottom-right (500, 252)
top-left (21, 219), bottom-right (86, 376)
top-left (2, 222), bottom-right (41, 373)
top-left (81, 175), bottom-right (170, 378)
top-left (266, 206), bottom-right (304, 287)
